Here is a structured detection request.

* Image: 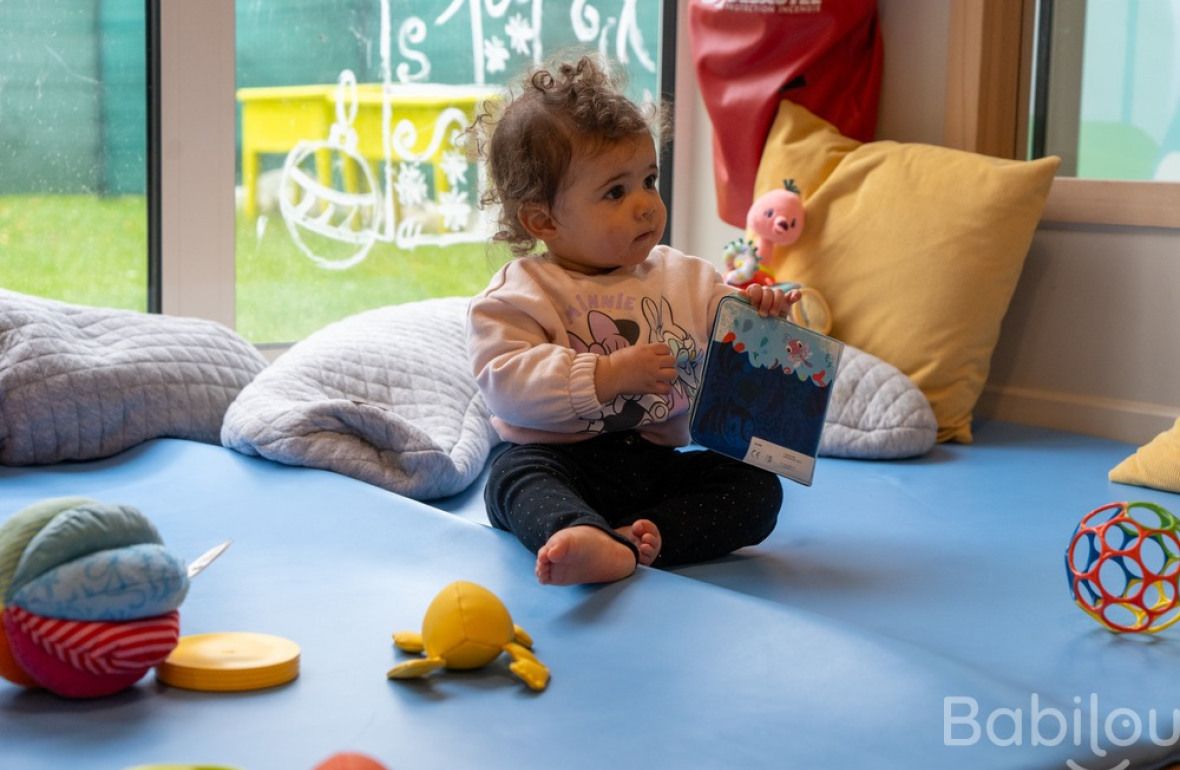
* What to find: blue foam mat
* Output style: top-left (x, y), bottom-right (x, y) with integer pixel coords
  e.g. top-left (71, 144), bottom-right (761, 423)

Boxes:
top-left (2, 424), bottom-right (1179, 769)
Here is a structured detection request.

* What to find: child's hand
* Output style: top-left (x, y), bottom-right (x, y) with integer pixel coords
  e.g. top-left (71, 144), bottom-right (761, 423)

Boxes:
top-left (594, 343), bottom-right (678, 402)
top-left (744, 284), bottom-right (802, 318)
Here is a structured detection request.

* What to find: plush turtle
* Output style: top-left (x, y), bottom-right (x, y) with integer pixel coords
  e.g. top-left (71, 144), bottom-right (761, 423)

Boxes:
top-left (387, 580), bottom-right (549, 691)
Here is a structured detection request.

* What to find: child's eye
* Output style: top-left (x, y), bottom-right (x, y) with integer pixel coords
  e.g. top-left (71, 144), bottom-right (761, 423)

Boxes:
top-left (644, 174), bottom-right (659, 189)
top-left (605, 185), bottom-right (625, 200)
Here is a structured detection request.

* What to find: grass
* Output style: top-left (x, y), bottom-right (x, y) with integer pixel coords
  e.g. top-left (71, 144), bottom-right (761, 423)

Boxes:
top-left (0, 195), bottom-right (149, 311)
top-left (0, 194), bottom-right (510, 343)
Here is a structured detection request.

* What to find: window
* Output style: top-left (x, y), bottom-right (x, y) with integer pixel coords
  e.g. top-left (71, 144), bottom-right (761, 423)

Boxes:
top-left (0, 0), bottom-right (149, 310)
top-left (2, 1), bottom-right (674, 345)
top-left (233, 0), bottom-right (674, 344)
top-left (1030, 0), bottom-right (1180, 181)
top-left (945, 0), bottom-right (1180, 229)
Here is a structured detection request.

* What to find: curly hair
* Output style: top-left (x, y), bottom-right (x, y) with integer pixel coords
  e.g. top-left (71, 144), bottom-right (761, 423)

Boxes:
top-left (470, 55), bottom-right (670, 256)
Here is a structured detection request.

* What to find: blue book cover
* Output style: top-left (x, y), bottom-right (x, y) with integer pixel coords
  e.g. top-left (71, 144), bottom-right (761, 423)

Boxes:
top-left (689, 295), bottom-right (843, 486)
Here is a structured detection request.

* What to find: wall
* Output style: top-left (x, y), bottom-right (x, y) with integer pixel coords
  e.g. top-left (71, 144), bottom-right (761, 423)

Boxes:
top-left (980, 223), bottom-right (1180, 443)
top-left (671, 0), bottom-right (1180, 445)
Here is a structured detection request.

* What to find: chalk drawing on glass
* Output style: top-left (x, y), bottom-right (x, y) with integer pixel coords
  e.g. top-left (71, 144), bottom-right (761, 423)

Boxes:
top-left (278, 0), bottom-right (657, 269)
top-left (280, 70), bottom-right (383, 270)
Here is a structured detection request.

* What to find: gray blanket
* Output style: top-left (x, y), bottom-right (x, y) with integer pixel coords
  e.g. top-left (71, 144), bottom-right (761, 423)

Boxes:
top-left (0, 289), bottom-right (268, 465)
top-left (222, 297), bottom-right (935, 501)
top-left (819, 344), bottom-right (938, 459)
top-left (222, 298), bottom-right (499, 501)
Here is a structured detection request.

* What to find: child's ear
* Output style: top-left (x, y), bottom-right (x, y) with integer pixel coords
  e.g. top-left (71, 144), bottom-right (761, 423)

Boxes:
top-left (517, 203), bottom-right (557, 240)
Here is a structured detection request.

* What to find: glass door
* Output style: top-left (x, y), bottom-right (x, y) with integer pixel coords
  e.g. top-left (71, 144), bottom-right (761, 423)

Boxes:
top-left (233, 0), bottom-right (670, 344)
top-left (0, 0), bottom-right (149, 310)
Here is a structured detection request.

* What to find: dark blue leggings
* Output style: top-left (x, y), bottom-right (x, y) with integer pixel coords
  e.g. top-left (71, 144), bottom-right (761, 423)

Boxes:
top-left (483, 431), bottom-right (783, 567)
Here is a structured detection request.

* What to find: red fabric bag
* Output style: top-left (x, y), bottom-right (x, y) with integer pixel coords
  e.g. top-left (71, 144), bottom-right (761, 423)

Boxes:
top-left (689, 0), bottom-right (884, 226)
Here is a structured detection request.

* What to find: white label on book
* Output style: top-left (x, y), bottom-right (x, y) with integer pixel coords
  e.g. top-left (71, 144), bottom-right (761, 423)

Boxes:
top-left (743, 436), bottom-right (815, 485)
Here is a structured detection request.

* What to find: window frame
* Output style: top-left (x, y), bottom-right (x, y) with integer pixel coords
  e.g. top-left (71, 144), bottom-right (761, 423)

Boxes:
top-left (157, 0), bottom-right (237, 327)
top-left (944, 0), bottom-right (1180, 230)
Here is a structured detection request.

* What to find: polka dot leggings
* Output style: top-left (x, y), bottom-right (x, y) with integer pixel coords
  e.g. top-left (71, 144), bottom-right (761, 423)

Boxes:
top-left (483, 431), bottom-right (783, 568)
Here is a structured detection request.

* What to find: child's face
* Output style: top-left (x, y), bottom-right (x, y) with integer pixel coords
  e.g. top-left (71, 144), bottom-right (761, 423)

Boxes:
top-left (537, 134), bottom-right (666, 274)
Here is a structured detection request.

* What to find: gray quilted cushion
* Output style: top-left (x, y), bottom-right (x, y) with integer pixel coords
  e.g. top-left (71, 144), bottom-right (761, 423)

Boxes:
top-left (0, 288), bottom-right (268, 465)
top-left (819, 345), bottom-right (938, 459)
top-left (221, 297), bottom-right (499, 501)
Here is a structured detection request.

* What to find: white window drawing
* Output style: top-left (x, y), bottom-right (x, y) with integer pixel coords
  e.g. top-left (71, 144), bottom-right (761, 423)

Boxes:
top-left (269, 0), bottom-right (660, 269)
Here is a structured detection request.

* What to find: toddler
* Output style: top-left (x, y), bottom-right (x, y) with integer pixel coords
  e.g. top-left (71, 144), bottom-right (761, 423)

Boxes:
top-left (467, 56), bottom-right (799, 585)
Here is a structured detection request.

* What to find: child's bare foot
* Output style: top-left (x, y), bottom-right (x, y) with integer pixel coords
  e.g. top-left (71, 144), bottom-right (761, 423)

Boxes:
top-left (615, 519), bottom-right (662, 566)
top-left (536, 526), bottom-right (637, 585)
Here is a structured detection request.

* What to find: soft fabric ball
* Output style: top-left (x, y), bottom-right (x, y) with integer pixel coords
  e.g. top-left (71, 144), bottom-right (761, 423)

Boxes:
top-left (0, 620), bottom-right (39, 688)
top-left (0, 497), bottom-right (96, 602)
top-left (3, 607), bottom-right (180, 698)
top-left (10, 543), bottom-right (189, 621)
top-left (0, 498), bottom-right (187, 697)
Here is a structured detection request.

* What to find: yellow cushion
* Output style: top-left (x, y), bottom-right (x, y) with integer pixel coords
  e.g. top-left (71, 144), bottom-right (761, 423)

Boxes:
top-left (755, 101), bottom-right (1060, 443)
top-left (1109, 418), bottom-right (1180, 493)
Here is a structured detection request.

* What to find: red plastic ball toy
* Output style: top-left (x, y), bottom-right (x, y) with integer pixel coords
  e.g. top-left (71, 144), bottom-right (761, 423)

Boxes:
top-left (1065, 501), bottom-right (1180, 633)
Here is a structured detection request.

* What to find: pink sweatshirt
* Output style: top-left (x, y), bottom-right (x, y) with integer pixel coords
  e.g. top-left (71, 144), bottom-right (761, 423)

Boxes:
top-left (467, 245), bottom-right (734, 446)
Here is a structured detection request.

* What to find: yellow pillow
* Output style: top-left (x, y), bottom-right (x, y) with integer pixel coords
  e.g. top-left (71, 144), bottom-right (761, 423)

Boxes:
top-left (1110, 419), bottom-right (1180, 493)
top-left (755, 101), bottom-right (1059, 443)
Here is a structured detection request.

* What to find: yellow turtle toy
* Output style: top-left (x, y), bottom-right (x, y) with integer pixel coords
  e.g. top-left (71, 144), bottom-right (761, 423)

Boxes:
top-left (387, 580), bottom-right (549, 691)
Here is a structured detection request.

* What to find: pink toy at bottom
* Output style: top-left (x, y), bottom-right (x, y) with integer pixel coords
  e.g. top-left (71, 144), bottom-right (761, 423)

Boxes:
top-left (314, 752), bottom-right (390, 770)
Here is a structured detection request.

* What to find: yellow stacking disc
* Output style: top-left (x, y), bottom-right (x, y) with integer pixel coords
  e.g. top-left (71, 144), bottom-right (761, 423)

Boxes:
top-left (156, 632), bottom-right (300, 692)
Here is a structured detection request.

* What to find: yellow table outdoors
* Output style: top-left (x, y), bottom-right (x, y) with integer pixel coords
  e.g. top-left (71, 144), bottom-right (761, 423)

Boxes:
top-left (236, 83), bottom-right (497, 218)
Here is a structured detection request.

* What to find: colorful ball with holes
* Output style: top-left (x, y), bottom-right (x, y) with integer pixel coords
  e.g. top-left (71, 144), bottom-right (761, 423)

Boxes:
top-left (1065, 501), bottom-right (1180, 633)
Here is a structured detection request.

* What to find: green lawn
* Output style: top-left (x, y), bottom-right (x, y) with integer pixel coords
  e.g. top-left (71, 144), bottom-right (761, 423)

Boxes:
top-left (0, 195), bottom-right (149, 311)
top-left (0, 195), bottom-right (510, 343)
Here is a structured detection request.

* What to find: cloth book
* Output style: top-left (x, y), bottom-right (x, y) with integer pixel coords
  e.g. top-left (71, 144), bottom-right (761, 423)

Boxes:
top-left (689, 295), bottom-right (844, 486)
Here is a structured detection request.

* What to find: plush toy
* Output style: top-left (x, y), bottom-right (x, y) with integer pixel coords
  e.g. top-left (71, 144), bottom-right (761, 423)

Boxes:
top-left (724, 179), bottom-right (806, 288)
top-left (722, 238), bottom-right (776, 290)
top-left (387, 580), bottom-right (549, 691)
top-left (0, 497), bottom-right (192, 697)
top-left (748, 178), bottom-right (806, 264)
top-left (724, 179), bottom-right (833, 334)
